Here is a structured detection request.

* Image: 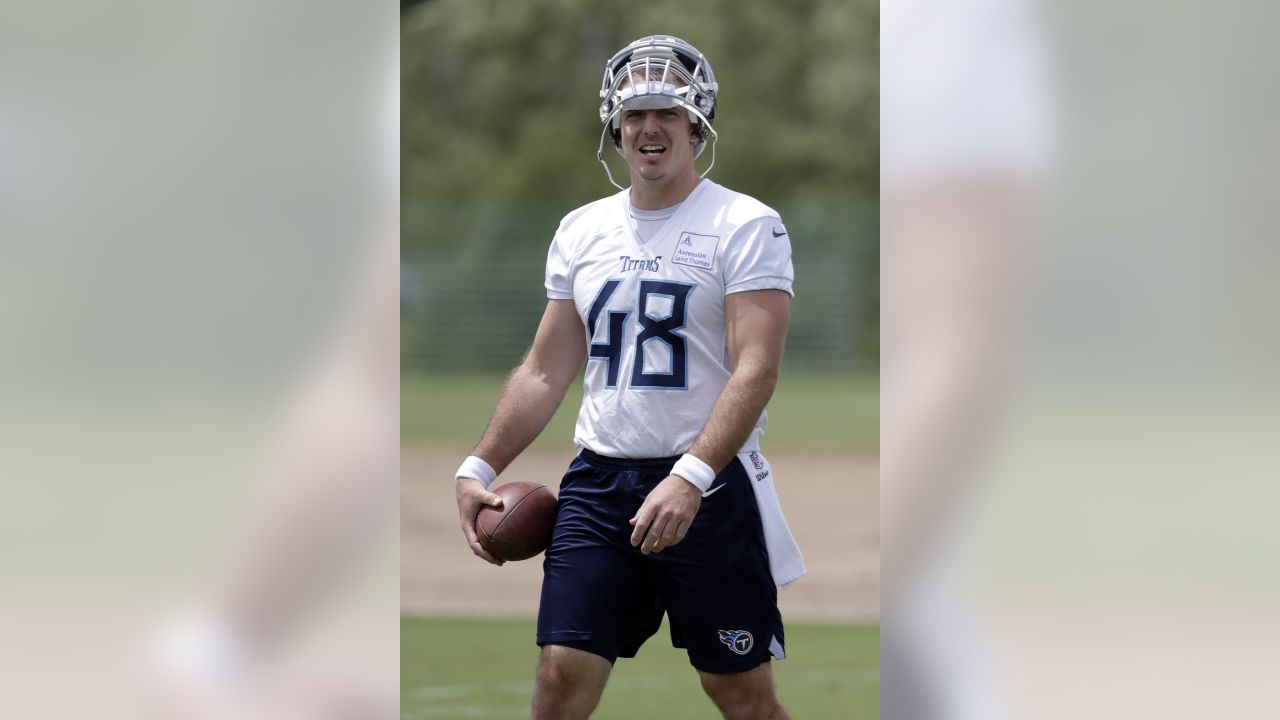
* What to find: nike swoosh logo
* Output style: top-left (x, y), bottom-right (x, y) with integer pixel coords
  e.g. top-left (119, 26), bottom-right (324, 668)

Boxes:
top-left (771, 228), bottom-right (786, 237)
top-left (702, 483), bottom-right (726, 497)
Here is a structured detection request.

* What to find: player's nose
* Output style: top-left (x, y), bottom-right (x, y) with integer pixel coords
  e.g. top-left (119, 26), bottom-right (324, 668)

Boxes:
top-left (641, 111), bottom-right (662, 135)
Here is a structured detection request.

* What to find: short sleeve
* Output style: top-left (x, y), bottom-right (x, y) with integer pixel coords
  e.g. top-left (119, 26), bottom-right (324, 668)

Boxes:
top-left (545, 232), bottom-right (573, 300)
top-left (721, 217), bottom-right (795, 297)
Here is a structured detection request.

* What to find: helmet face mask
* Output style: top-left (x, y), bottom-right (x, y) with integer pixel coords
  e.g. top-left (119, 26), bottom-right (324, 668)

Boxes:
top-left (596, 35), bottom-right (720, 190)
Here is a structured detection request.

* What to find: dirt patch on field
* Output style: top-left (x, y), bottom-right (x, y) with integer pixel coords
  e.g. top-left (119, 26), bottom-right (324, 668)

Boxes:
top-left (402, 446), bottom-right (878, 621)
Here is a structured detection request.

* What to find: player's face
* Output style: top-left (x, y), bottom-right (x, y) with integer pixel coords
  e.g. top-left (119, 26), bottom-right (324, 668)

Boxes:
top-left (618, 106), bottom-right (700, 184)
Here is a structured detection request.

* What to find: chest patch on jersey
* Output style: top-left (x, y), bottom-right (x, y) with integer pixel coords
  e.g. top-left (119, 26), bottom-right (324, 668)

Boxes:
top-left (671, 232), bottom-right (720, 270)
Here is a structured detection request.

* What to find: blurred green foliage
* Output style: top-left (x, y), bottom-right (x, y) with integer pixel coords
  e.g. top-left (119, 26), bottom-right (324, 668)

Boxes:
top-left (401, 0), bottom-right (879, 372)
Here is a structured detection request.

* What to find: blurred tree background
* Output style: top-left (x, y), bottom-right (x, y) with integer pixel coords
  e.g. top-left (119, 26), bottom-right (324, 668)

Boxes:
top-left (402, 0), bottom-right (878, 376)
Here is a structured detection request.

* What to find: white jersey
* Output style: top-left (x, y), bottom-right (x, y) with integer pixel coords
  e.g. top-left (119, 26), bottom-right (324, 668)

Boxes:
top-left (545, 179), bottom-right (794, 459)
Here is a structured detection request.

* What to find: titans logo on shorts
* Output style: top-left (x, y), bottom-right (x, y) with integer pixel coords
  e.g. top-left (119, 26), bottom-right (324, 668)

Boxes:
top-left (536, 450), bottom-right (786, 674)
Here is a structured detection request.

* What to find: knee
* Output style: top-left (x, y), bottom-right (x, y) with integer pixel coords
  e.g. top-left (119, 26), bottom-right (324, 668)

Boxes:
top-left (532, 663), bottom-right (576, 720)
top-left (535, 657), bottom-right (574, 696)
top-left (701, 673), bottom-right (785, 720)
top-left (532, 646), bottom-right (610, 720)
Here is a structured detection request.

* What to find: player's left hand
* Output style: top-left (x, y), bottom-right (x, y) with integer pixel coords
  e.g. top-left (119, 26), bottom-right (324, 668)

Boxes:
top-left (629, 475), bottom-right (702, 554)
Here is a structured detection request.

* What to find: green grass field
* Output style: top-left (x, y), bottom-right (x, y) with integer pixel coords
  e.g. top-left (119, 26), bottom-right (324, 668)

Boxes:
top-left (401, 372), bottom-right (878, 452)
top-left (402, 617), bottom-right (879, 719)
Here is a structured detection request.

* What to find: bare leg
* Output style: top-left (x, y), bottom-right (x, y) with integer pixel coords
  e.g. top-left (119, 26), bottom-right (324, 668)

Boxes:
top-left (699, 662), bottom-right (791, 720)
top-left (530, 645), bottom-right (613, 720)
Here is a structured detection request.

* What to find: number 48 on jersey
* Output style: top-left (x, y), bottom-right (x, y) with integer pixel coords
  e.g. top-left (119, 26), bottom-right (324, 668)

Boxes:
top-left (587, 279), bottom-right (694, 390)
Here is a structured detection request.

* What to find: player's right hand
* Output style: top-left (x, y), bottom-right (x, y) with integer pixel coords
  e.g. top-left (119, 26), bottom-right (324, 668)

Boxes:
top-left (456, 478), bottom-right (506, 565)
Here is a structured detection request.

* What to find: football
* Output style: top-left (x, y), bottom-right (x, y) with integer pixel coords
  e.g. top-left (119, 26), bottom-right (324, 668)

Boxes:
top-left (476, 480), bottom-right (558, 561)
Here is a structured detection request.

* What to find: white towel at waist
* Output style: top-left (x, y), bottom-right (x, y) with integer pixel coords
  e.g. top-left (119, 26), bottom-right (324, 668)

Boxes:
top-left (737, 449), bottom-right (806, 588)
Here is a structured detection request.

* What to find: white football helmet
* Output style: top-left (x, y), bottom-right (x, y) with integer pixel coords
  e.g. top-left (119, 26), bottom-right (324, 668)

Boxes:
top-left (596, 35), bottom-right (720, 190)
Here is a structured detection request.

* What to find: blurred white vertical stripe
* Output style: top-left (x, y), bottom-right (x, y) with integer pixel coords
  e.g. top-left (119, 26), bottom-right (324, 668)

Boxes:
top-left (0, 2), bottom-right (399, 716)
top-left (885, 0), bottom-right (1280, 717)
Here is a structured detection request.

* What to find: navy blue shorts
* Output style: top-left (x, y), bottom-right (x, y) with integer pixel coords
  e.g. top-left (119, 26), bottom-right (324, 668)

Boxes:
top-left (536, 449), bottom-right (785, 674)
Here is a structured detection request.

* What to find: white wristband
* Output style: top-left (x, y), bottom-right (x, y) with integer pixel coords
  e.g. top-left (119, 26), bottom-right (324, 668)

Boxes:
top-left (671, 453), bottom-right (717, 492)
top-left (455, 455), bottom-right (497, 489)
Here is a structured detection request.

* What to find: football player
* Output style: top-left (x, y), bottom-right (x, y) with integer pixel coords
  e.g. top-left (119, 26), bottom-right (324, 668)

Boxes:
top-left (455, 35), bottom-right (805, 719)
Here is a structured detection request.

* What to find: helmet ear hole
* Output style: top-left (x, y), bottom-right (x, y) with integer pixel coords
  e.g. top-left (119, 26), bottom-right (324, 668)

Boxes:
top-left (611, 128), bottom-right (622, 149)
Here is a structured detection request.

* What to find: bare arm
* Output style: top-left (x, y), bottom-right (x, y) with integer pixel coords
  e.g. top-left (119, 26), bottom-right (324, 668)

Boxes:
top-left (688, 289), bottom-right (790, 470)
top-left (456, 299), bottom-right (585, 564)
top-left (471, 299), bottom-right (587, 474)
top-left (630, 289), bottom-right (791, 554)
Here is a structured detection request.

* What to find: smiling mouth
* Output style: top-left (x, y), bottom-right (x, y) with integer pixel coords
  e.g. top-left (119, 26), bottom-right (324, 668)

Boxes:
top-left (638, 144), bottom-right (667, 157)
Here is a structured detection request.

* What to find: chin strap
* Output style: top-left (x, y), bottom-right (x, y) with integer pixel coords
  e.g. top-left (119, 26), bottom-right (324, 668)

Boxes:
top-left (699, 122), bottom-right (720, 179)
top-left (596, 104), bottom-right (719, 192)
top-left (596, 124), bottom-right (628, 192)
